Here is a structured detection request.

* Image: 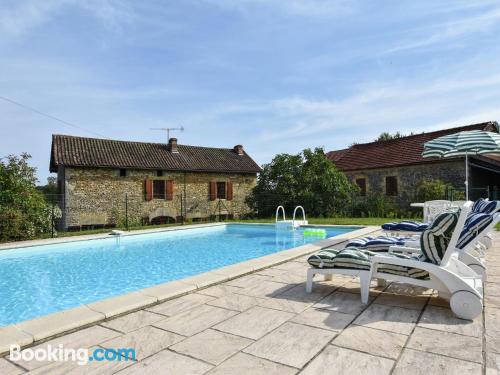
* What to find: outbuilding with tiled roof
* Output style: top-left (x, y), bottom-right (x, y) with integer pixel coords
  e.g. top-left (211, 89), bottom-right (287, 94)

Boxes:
top-left (326, 121), bottom-right (500, 202)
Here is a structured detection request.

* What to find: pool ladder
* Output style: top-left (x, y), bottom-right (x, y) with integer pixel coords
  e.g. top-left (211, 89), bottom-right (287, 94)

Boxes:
top-left (275, 206), bottom-right (308, 230)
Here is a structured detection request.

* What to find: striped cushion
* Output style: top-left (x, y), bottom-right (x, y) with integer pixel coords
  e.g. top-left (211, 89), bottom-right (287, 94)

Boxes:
top-left (346, 236), bottom-right (376, 247)
top-left (420, 211), bottom-right (459, 264)
top-left (457, 213), bottom-right (493, 249)
top-left (346, 236), bottom-right (407, 252)
top-left (308, 247), bottom-right (430, 280)
top-left (472, 199), bottom-right (500, 214)
top-left (382, 221), bottom-right (428, 231)
top-left (307, 248), bottom-right (342, 268)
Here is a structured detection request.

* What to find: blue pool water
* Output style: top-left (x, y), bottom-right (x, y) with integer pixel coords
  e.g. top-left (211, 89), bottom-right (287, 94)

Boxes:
top-left (0, 224), bottom-right (359, 326)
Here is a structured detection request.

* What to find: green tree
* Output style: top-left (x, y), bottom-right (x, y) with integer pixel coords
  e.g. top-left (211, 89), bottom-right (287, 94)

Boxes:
top-left (375, 131), bottom-right (405, 142)
top-left (0, 153), bottom-right (58, 242)
top-left (415, 179), bottom-right (447, 202)
top-left (38, 176), bottom-right (58, 204)
top-left (247, 148), bottom-right (358, 217)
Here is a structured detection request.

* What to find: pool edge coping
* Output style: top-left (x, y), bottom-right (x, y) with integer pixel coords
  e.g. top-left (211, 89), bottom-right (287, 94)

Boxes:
top-left (0, 225), bottom-right (379, 356)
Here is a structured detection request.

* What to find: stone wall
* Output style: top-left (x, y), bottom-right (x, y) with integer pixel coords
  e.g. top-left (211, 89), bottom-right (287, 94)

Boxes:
top-left (60, 167), bottom-right (257, 229)
top-left (344, 160), bottom-right (465, 206)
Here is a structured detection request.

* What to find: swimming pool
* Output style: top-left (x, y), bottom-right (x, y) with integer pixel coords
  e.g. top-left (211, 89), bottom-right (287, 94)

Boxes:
top-left (0, 224), bottom-right (359, 326)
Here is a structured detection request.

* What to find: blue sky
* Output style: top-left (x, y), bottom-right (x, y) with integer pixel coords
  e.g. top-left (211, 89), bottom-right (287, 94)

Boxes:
top-left (1, 0), bottom-right (500, 182)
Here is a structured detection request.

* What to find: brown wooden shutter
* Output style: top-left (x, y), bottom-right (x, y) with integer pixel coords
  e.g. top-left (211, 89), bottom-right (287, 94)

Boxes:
top-left (145, 179), bottom-right (153, 201)
top-left (226, 181), bottom-right (233, 201)
top-left (209, 180), bottom-right (216, 201)
top-left (166, 180), bottom-right (174, 200)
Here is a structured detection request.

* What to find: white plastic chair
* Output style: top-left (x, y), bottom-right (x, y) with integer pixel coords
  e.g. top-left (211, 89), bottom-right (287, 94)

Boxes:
top-left (368, 202), bottom-right (484, 320)
top-left (423, 200), bottom-right (451, 223)
top-left (389, 212), bottom-right (499, 280)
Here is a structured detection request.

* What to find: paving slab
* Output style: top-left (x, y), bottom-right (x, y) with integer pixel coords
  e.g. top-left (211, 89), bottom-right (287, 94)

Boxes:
top-left (100, 326), bottom-right (183, 360)
top-left (353, 303), bottom-right (420, 335)
top-left (14, 305), bottom-right (104, 342)
top-left (407, 327), bottom-right (483, 363)
top-left (7, 325), bottom-right (120, 371)
top-left (256, 268), bottom-right (307, 284)
top-left (117, 349), bottom-right (213, 375)
top-left (235, 279), bottom-right (295, 298)
top-left (333, 325), bottom-right (407, 359)
top-left (313, 291), bottom-right (374, 315)
top-left (0, 325), bottom-right (33, 356)
top-left (300, 345), bottom-right (394, 375)
top-left (486, 352), bottom-right (500, 375)
top-left (207, 352), bottom-right (297, 375)
top-left (257, 297), bottom-right (314, 314)
top-left (153, 305), bottom-right (238, 337)
top-left (276, 282), bottom-right (334, 303)
top-left (225, 274), bottom-right (270, 288)
top-left (100, 310), bottom-right (164, 333)
top-left (196, 284), bottom-right (242, 298)
top-left (243, 322), bottom-right (336, 368)
top-left (207, 293), bottom-right (260, 312)
top-left (24, 346), bottom-right (134, 375)
top-left (374, 292), bottom-right (428, 310)
top-left (179, 271), bottom-right (228, 289)
top-left (214, 306), bottom-right (294, 340)
top-left (486, 282), bottom-right (500, 297)
top-left (0, 358), bottom-right (24, 375)
top-left (418, 305), bottom-right (483, 337)
top-left (291, 307), bottom-right (355, 332)
top-left (145, 293), bottom-right (214, 317)
top-left (86, 291), bottom-right (156, 319)
top-left (140, 280), bottom-right (196, 301)
top-left (338, 280), bottom-right (386, 296)
top-left (392, 348), bottom-right (481, 375)
top-left (170, 329), bottom-right (253, 365)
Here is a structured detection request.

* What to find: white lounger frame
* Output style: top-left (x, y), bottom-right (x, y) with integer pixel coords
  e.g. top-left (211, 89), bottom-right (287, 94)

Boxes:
top-left (306, 202), bottom-right (484, 319)
top-left (389, 212), bottom-right (499, 280)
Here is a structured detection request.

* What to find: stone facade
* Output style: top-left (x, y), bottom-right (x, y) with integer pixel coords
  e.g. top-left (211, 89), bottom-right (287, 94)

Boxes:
top-left (343, 160), bottom-right (466, 205)
top-left (58, 167), bottom-right (257, 229)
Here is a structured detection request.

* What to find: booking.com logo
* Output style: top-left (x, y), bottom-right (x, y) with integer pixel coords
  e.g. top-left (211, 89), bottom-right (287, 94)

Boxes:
top-left (10, 344), bottom-right (136, 366)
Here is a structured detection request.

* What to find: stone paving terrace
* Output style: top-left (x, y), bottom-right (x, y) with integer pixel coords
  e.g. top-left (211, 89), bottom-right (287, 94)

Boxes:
top-left (1, 232), bottom-right (499, 375)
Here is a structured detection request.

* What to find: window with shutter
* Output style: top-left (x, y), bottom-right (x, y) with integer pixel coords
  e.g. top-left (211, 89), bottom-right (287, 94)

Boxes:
top-left (153, 180), bottom-right (166, 199)
top-left (226, 181), bottom-right (233, 201)
top-left (209, 181), bottom-right (217, 201)
top-left (145, 180), bottom-right (153, 201)
top-left (166, 180), bottom-right (174, 200)
top-left (385, 176), bottom-right (398, 196)
top-left (217, 182), bottom-right (226, 199)
top-left (355, 178), bottom-right (367, 196)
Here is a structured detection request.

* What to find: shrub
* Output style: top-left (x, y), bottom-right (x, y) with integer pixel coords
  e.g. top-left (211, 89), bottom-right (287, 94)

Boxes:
top-left (415, 179), bottom-right (447, 202)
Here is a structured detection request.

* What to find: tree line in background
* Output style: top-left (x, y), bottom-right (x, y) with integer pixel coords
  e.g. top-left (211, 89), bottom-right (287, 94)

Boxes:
top-left (246, 148), bottom-right (358, 218)
top-left (246, 147), bottom-right (456, 219)
top-left (0, 150), bottom-right (455, 242)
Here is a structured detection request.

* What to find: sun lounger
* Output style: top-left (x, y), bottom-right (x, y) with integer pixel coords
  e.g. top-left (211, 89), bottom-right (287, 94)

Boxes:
top-left (307, 202), bottom-right (483, 319)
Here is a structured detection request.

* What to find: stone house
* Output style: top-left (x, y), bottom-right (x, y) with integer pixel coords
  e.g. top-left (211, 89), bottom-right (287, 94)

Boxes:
top-left (50, 135), bottom-right (261, 230)
top-left (326, 121), bottom-right (500, 204)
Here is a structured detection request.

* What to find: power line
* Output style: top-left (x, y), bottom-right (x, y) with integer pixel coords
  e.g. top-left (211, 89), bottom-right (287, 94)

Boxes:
top-left (0, 95), bottom-right (108, 138)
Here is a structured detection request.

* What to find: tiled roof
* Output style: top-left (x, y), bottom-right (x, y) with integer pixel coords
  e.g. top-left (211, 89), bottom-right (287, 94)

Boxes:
top-left (50, 135), bottom-right (262, 173)
top-left (326, 121), bottom-right (499, 171)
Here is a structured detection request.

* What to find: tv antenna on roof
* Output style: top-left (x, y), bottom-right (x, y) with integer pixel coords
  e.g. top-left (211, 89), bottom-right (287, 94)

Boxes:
top-left (150, 126), bottom-right (185, 142)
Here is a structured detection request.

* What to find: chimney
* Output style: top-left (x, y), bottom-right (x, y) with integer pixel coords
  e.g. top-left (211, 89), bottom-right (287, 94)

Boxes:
top-left (233, 144), bottom-right (244, 155)
top-left (168, 138), bottom-right (179, 153)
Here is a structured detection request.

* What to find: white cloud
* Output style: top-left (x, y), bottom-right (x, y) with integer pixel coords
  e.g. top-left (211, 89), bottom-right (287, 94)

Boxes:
top-left (198, 0), bottom-right (358, 17)
top-left (387, 6), bottom-right (500, 53)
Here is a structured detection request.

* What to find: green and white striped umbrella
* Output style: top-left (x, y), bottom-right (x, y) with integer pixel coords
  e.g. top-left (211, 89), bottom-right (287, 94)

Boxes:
top-left (423, 130), bottom-right (500, 158)
top-left (422, 130), bottom-right (500, 199)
